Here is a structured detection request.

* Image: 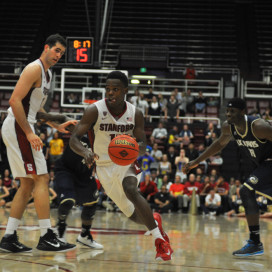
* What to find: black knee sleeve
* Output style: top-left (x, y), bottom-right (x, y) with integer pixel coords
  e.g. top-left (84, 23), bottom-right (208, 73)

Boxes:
top-left (81, 204), bottom-right (97, 221)
top-left (58, 199), bottom-right (75, 220)
top-left (240, 185), bottom-right (259, 215)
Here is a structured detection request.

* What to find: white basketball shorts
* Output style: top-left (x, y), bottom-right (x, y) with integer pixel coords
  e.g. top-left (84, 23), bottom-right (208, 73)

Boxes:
top-left (2, 114), bottom-right (48, 179)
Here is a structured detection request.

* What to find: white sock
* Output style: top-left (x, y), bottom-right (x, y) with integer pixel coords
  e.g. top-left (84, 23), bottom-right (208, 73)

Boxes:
top-left (39, 219), bottom-right (51, 236)
top-left (150, 227), bottom-right (164, 241)
top-left (5, 217), bottom-right (21, 236)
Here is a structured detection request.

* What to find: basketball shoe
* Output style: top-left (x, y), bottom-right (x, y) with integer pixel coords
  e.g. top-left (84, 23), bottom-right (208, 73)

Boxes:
top-left (153, 212), bottom-right (170, 244)
top-left (232, 240), bottom-right (264, 257)
top-left (36, 229), bottom-right (76, 252)
top-left (0, 231), bottom-right (32, 253)
top-left (76, 233), bottom-right (103, 249)
top-left (155, 238), bottom-right (173, 261)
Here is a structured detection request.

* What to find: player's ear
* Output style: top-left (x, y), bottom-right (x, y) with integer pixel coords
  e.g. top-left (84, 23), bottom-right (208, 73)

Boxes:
top-left (124, 87), bottom-right (129, 94)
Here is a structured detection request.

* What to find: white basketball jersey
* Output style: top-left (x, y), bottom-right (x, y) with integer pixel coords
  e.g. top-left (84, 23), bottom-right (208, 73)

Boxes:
top-left (92, 99), bottom-right (136, 165)
top-left (7, 59), bottom-right (52, 124)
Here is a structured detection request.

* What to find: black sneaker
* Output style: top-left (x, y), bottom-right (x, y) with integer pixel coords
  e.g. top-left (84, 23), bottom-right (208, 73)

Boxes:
top-left (0, 232), bottom-right (32, 253)
top-left (233, 240), bottom-right (264, 257)
top-left (36, 229), bottom-right (76, 252)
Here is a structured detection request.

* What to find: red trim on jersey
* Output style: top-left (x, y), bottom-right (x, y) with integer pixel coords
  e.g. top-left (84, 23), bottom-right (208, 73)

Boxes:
top-left (15, 121), bottom-right (37, 175)
top-left (104, 99), bottom-right (127, 120)
top-left (22, 87), bottom-right (34, 115)
top-left (39, 58), bottom-right (50, 82)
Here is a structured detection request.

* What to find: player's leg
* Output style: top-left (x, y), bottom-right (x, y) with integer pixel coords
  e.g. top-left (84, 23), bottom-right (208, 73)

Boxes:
top-left (123, 176), bottom-right (173, 261)
top-left (76, 203), bottom-right (103, 249)
top-left (0, 177), bottom-right (34, 253)
top-left (232, 163), bottom-right (272, 257)
top-left (32, 173), bottom-right (76, 252)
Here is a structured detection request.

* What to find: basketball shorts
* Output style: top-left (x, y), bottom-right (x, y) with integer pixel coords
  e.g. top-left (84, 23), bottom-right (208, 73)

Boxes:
top-left (96, 163), bottom-right (142, 217)
top-left (1, 115), bottom-right (47, 179)
top-left (244, 160), bottom-right (272, 200)
top-left (54, 170), bottom-right (98, 205)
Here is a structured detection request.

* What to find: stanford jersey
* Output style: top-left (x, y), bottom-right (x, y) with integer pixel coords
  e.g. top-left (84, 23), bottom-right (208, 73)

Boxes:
top-left (92, 99), bottom-right (136, 165)
top-left (7, 59), bottom-right (51, 124)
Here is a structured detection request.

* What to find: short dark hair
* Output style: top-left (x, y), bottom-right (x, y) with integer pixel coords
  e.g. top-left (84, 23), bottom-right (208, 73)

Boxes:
top-left (106, 71), bottom-right (128, 87)
top-left (45, 34), bottom-right (66, 48)
top-left (227, 98), bottom-right (246, 111)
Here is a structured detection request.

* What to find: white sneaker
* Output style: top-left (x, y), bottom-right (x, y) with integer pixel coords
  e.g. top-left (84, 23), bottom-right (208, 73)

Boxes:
top-left (76, 234), bottom-right (104, 249)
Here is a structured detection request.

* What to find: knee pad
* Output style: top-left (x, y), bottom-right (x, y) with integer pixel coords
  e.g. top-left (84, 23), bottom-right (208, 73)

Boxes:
top-left (58, 199), bottom-right (75, 220)
top-left (239, 185), bottom-right (259, 215)
top-left (81, 203), bottom-right (97, 221)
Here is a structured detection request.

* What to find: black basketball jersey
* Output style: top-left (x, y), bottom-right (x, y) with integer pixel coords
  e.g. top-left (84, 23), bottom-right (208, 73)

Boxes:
top-left (54, 136), bottom-right (93, 176)
top-left (230, 115), bottom-right (272, 167)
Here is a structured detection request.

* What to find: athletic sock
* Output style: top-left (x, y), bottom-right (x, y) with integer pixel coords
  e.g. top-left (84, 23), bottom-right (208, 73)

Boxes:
top-left (39, 219), bottom-right (51, 236)
top-left (150, 227), bottom-right (164, 241)
top-left (249, 225), bottom-right (260, 244)
top-left (81, 224), bottom-right (91, 237)
top-left (4, 217), bottom-right (21, 236)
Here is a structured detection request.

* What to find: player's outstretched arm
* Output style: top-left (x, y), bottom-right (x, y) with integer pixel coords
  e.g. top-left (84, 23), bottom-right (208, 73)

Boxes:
top-left (253, 119), bottom-right (272, 142)
top-left (69, 105), bottom-right (99, 167)
top-left (182, 121), bottom-right (232, 174)
top-left (133, 108), bottom-right (147, 156)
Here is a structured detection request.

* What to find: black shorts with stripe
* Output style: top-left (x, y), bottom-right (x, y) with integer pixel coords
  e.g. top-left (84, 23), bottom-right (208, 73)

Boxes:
top-left (54, 170), bottom-right (98, 206)
top-left (244, 161), bottom-right (272, 200)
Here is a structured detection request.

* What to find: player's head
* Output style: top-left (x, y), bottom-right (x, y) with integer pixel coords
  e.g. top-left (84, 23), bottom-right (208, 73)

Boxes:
top-left (226, 98), bottom-right (246, 124)
top-left (105, 71), bottom-right (128, 107)
top-left (45, 34), bottom-right (66, 48)
top-left (42, 34), bottom-right (66, 66)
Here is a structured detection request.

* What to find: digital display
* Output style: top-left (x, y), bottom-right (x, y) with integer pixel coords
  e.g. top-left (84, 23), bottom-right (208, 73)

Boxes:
top-left (66, 37), bottom-right (93, 64)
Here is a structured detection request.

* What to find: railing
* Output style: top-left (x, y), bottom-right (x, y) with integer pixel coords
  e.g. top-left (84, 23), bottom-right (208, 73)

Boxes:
top-left (243, 80), bottom-right (272, 99)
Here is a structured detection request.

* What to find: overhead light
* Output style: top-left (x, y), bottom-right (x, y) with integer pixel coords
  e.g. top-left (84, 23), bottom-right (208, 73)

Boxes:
top-left (131, 75), bottom-right (157, 79)
top-left (131, 79), bottom-right (140, 84)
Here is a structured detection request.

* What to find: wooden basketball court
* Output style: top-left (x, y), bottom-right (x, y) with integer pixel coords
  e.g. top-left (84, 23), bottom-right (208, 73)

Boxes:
top-left (0, 208), bottom-right (271, 272)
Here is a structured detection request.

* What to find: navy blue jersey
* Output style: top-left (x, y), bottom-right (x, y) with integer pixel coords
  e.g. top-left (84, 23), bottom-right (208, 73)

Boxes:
top-left (54, 136), bottom-right (93, 176)
top-left (230, 115), bottom-right (272, 167)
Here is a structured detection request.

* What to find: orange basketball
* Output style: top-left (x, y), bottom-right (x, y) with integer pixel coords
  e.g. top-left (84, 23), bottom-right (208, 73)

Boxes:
top-left (108, 135), bottom-right (139, 166)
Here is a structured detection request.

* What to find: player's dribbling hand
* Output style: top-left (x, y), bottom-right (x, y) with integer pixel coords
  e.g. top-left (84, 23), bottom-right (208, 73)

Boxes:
top-left (83, 150), bottom-right (99, 168)
top-left (27, 132), bottom-right (43, 151)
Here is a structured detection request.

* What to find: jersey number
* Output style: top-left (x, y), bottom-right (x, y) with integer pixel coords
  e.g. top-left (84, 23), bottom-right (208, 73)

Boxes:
top-left (248, 148), bottom-right (256, 158)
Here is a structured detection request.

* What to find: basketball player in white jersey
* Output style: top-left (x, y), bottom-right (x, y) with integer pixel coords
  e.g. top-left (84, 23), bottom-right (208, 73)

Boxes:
top-left (69, 71), bottom-right (173, 261)
top-left (0, 34), bottom-right (76, 253)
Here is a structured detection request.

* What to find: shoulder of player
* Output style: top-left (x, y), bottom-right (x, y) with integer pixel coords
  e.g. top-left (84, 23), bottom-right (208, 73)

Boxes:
top-left (21, 62), bottom-right (42, 81)
top-left (252, 118), bottom-right (272, 137)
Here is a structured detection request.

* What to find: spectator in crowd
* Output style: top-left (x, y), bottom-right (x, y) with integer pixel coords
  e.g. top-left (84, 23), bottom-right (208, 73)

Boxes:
top-left (49, 132), bottom-right (64, 167)
top-left (183, 173), bottom-right (201, 212)
top-left (261, 108), bottom-right (272, 120)
top-left (150, 170), bottom-right (160, 188)
top-left (184, 62), bottom-right (197, 81)
top-left (150, 122), bottom-right (168, 145)
top-left (160, 174), bottom-right (172, 191)
top-left (150, 143), bottom-right (163, 162)
top-left (138, 148), bottom-right (155, 182)
top-left (185, 89), bottom-right (195, 114)
top-left (146, 88), bottom-right (155, 103)
top-left (203, 188), bottom-right (222, 216)
top-left (205, 123), bottom-right (219, 143)
top-left (168, 125), bottom-right (181, 147)
top-left (166, 145), bottom-right (177, 180)
top-left (208, 153), bottom-right (223, 167)
top-left (157, 93), bottom-right (168, 114)
top-left (148, 96), bottom-right (162, 122)
top-left (197, 144), bottom-right (208, 173)
top-left (151, 185), bottom-right (172, 214)
top-left (209, 168), bottom-right (218, 181)
top-left (169, 175), bottom-right (184, 212)
top-left (0, 178), bottom-right (10, 207)
top-left (207, 96), bottom-right (219, 107)
top-left (66, 93), bottom-right (79, 104)
top-left (34, 120), bottom-right (47, 136)
top-left (164, 94), bottom-right (180, 123)
top-left (226, 180), bottom-right (243, 217)
top-left (178, 124), bottom-right (194, 146)
top-left (214, 176), bottom-right (230, 213)
top-left (199, 175), bottom-right (214, 206)
top-left (175, 149), bottom-right (189, 182)
top-left (173, 88), bottom-right (182, 102)
top-left (129, 89), bottom-right (140, 106)
top-left (158, 154), bottom-right (172, 178)
top-left (139, 174), bottom-right (158, 204)
top-left (186, 143), bottom-right (199, 162)
top-left (135, 92), bottom-right (149, 117)
top-left (178, 91), bottom-right (187, 117)
top-left (194, 91), bottom-right (207, 113)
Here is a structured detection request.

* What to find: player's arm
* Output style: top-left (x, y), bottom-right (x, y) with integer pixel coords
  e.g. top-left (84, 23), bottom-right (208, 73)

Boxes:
top-left (252, 119), bottom-right (272, 142)
top-left (182, 121), bottom-right (232, 173)
top-left (69, 105), bottom-right (98, 166)
top-left (133, 108), bottom-right (147, 156)
top-left (36, 110), bottom-right (78, 133)
top-left (9, 64), bottom-right (43, 151)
